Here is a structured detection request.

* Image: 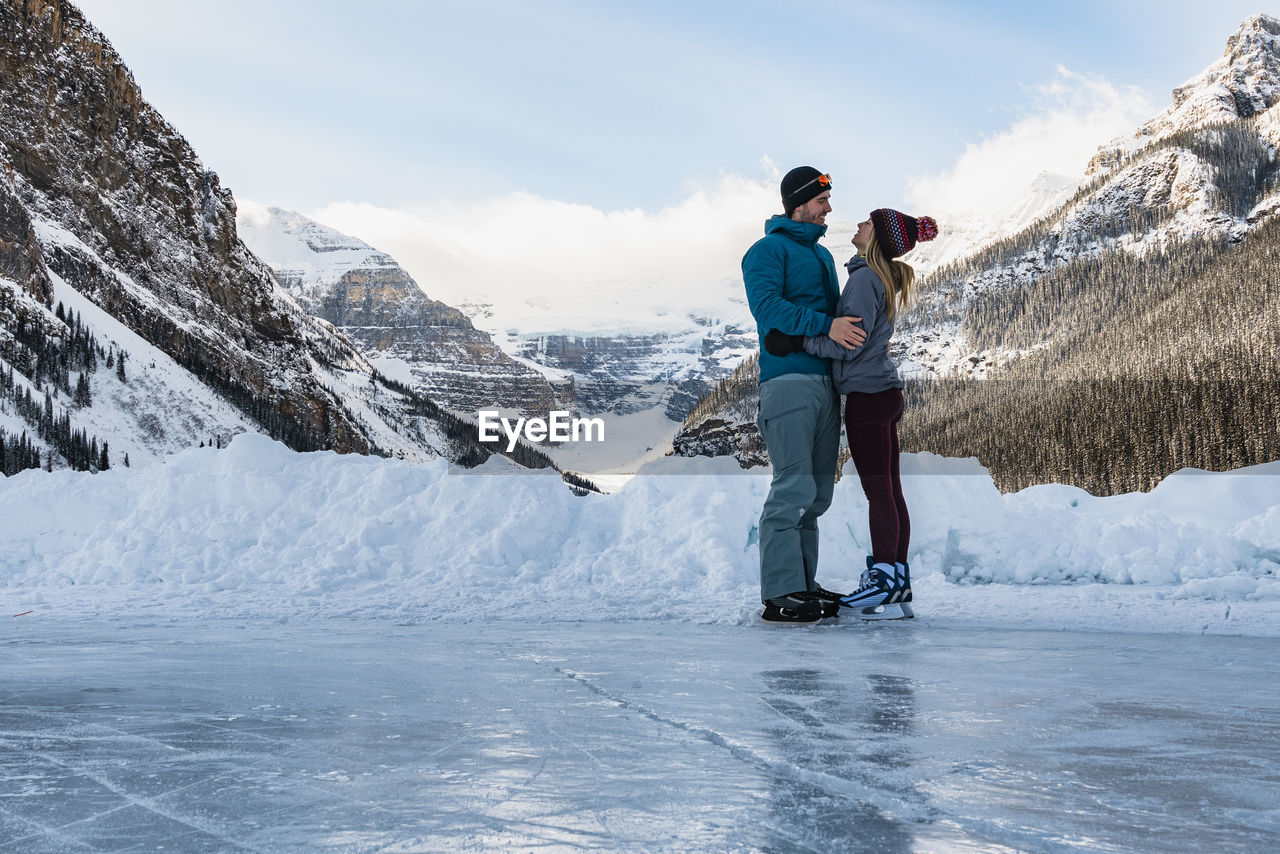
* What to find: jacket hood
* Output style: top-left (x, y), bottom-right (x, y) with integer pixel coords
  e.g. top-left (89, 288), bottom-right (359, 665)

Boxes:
top-left (764, 215), bottom-right (827, 245)
top-left (846, 254), bottom-right (868, 272)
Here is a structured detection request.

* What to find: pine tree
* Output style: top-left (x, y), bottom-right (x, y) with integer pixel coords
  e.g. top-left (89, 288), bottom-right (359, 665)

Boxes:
top-left (897, 213), bottom-right (1280, 494)
top-left (74, 372), bottom-right (91, 407)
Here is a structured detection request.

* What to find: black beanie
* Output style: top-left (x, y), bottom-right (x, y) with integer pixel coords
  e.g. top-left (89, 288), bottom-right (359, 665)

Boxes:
top-left (781, 166), bottom-right (831, 213)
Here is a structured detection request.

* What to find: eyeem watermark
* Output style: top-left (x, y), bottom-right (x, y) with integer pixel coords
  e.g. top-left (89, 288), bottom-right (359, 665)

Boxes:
top-left (478, 410), bottom-right (605, 452)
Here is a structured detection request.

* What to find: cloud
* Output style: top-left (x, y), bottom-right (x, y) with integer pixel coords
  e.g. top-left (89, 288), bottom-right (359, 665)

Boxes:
top-left (287, 67), bottom-right (1155, 340)
top-left (906, 67), bottom-right (1155, 217)
top-left (305, 172), bottom-right (781, 336)
top-left (235, 198), bottom-right (275, 229)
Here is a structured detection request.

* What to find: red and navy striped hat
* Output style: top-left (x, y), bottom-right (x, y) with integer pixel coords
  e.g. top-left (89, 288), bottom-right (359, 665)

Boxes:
top-left (870, 209), bottom-right (938, 259)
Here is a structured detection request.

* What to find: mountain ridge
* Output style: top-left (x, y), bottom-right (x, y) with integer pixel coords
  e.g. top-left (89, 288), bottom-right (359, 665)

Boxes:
top-left (0, 0), bottom-right (556, 473)
top-left (1089, 13), bottom-right (1280, 176)
top-left (672, 13), bottom-right (1280, 494)
top-left (898, 13), bottom-right (1280, 380)
top-left (237, 204), bottom-right (564, 420)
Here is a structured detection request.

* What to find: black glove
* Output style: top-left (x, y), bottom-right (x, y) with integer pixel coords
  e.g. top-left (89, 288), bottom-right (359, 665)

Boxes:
top-left (764, 329), bottom-right (805, 356)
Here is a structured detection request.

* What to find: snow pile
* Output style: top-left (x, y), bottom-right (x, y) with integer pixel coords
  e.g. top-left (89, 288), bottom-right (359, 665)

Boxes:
top-left (1, 435), bottom-right (1277, 630)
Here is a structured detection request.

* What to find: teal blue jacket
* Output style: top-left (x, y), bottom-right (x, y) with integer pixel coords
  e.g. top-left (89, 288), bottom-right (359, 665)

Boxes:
top-left (742, 216), bottom-right (840, 383)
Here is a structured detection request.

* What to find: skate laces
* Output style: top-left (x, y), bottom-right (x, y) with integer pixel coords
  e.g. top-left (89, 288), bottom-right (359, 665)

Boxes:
top-left (855, 566), bottom-right (894, 593)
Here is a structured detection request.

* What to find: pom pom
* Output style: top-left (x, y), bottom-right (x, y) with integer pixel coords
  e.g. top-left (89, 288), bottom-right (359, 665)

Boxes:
top-left (916, 216), bottom-right (938, 242)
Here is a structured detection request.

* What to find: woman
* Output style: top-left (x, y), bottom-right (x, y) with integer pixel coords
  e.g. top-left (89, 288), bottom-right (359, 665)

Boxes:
top-left (765, 208), bottom-right (937, 620)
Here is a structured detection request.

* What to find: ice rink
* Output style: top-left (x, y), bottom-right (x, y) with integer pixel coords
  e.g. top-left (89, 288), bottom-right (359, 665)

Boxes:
top-left (2, 618), bottom-right (1277, 852)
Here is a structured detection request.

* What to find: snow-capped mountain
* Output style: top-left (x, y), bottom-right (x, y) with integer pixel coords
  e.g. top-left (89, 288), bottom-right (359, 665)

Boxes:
top-left (464, 290), bottom-right (758, 472)
top-left (674, 14), bottom-right (1280, 495)
top-left (237, 205), bottom-right (563, 419)
top-left (1089, 14), bottom-right (1280, 175)
top-left (238, 204), bottom-right (763, 475)
top-left (822, 171), bottom-right (1081, 281)
top-left (0, 0), bottom-right (521, 470)
top-left (506, 324), bottom-right (757, 420)
top-left (899, 12), bottom-right (1280, 379)
top-left (453, 266), bottom-right (760, 427)
top-left (914, 172), bottom-right (1079, 274)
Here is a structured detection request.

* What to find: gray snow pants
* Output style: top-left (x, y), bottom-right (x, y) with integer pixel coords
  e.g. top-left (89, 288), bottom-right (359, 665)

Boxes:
top-left (756, 373), bottom-right (840, 601)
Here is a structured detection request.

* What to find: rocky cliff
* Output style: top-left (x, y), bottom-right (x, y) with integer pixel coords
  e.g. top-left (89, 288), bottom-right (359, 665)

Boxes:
top-left (238, 206), bottom-right (563, 419)
top-left (675, 14), bottom-right (1280, 484)
top-left (512, 323), bottom-right (756, 421)
top-left (1088, 14), bottom-right (1280, 175)
top-left (0, 0), bottom-right (517, 469)
top-left (896, 13), bottom-right (1280, 380)
top-left (668, 353), bottom-right (766, 467)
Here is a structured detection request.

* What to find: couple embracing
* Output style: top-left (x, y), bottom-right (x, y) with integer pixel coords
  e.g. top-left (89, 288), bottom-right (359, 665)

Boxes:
top-left (743, 166), bottom-right (937, 625)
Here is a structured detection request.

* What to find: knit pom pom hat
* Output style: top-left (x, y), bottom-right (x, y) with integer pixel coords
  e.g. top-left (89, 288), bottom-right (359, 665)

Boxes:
top-left (869, 209), bottom-right (938, 259)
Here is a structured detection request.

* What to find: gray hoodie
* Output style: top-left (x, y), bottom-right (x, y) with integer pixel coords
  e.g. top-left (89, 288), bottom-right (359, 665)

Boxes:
top-left (802, 255), bottom-right (902, 394)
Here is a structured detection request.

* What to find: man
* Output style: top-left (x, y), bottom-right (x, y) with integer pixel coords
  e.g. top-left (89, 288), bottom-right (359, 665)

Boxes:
top-left (742, 166), bottom-right (865, 625)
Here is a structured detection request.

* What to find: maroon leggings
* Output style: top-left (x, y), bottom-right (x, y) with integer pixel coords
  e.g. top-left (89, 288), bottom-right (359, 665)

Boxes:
top-left (844, 388), bottom-right (909, 565)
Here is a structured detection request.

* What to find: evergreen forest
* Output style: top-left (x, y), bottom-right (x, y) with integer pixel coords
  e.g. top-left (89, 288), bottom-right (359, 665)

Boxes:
top-left (899, 214), bottom-right (1280, 494)
top-left (675, 117), bottom-right (1280, 495)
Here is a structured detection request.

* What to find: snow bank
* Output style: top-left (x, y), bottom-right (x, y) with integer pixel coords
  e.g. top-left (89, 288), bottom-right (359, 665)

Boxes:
top-left (1, 435), bottom-right (1277, 629)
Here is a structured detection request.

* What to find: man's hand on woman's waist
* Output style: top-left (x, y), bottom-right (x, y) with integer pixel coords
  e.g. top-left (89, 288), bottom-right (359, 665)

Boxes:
top-left (827, 316), bottom-right (865, 350)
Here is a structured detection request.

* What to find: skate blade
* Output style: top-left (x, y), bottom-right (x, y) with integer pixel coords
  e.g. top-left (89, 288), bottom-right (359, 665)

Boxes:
top-left (853, 602), bottom-right (914, 621)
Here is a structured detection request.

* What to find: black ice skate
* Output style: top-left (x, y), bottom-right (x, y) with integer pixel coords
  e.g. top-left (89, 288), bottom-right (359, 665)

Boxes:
top-left (761, 592), bottom-right (822, 625)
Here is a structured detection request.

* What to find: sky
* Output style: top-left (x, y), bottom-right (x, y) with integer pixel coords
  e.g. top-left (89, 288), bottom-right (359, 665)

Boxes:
top-left (72, 0), bottom-right (1276, 328)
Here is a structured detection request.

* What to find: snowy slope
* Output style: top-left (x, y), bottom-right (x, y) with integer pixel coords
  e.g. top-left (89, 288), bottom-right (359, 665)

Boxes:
top-left (0, 1), bottom-right (537, 473)
top-left (1, 435), bottom-right (1277, 634)
top-left (19, 215), bottom-right (451, 467)
top-left (236, 203), bottom-right (388, 286)
top-left (1089, 14), bottom-right (1280, 175)
top-left (896, 14), bottom-right (1280, 380)
top-left (849, 171), bottom-right (1080, 278)
top-left (236, 204), bottom-right (563, 420)
top-left (10, 219), bottom-right (262, 467)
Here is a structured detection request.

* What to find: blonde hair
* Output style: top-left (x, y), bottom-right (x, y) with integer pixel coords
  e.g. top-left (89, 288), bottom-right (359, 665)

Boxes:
top-left (863, 233), bottom-right (914, 322)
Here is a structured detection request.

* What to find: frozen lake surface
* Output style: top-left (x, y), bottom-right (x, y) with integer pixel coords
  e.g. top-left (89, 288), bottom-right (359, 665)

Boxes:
top-left (2, 618), bottom-right (1278, 853)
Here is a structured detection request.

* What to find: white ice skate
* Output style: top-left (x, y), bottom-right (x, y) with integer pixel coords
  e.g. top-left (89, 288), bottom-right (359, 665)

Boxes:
top-left (847, 601), bottom-right (915, 620)
top-left (841, 560), bottom-right (915, 620)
